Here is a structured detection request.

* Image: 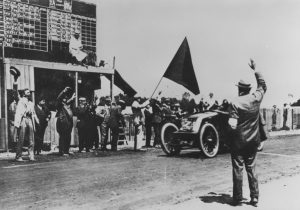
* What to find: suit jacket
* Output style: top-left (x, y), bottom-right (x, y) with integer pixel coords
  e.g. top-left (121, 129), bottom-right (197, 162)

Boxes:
top-left (229, 71), bottom-right (267, 151)
top-left (35, 105), bottom-right (51, 127)
top-left (74, 106), bottom-right (89, 129)
top-left (56, 105), bottom-right (73, 134)
top-left (108, 105), bottom-right (123, 129)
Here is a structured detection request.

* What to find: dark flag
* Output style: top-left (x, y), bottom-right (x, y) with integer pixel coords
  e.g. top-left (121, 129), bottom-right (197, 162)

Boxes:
top-left (163, 37), bottom-right (200, 95)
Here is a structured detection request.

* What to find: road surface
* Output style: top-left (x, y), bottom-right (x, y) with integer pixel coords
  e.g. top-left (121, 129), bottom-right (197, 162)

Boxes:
top-left (1, 135), bottom-right (300, 210)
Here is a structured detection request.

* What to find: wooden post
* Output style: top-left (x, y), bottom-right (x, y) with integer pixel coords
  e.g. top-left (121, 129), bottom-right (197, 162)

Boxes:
top-left (291, 108), bottom-right (294, 130)
top-left (75, 72), bottom-right (78, 107)
top-left (110, 56), bottom-right (115, 104)
top-left (134, 125), bottom-right (137, 151)
top-left (4, 63), bottom-right (8, 154)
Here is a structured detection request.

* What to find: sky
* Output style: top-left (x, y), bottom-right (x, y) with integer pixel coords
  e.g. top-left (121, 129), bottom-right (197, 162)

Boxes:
top-left (88, 0), bottom-right (300, 107)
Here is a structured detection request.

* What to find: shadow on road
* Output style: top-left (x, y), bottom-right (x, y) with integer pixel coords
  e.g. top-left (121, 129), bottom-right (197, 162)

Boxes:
top-left (199, 192), bottom-right (254, 207)
top-left (199, 192), bottom-right (232, 205)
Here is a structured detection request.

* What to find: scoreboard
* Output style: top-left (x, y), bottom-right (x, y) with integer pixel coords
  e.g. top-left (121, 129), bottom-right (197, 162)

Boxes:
top-left (0, 0), bottom-right (96, 60)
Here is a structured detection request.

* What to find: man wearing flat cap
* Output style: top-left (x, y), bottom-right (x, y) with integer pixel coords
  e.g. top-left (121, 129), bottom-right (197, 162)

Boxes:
top-left (228, 59), bottom-right (267, 207)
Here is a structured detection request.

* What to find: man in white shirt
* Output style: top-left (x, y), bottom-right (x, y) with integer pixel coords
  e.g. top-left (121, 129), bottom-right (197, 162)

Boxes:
top-left (69, 30), bottom-right (88, 66)
top-left (14, 89), bottom-right (39, 161)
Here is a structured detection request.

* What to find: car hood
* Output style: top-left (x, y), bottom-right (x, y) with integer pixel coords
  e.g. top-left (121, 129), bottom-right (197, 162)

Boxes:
top-left (186, 111), bottom-right (218, 120)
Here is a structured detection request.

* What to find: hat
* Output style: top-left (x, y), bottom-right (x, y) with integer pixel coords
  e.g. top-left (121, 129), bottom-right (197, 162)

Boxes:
top-left (79, 97), bottom-right (86, 101)
top-left (118, 99), bottom-right (125, 104)
top-left (105, 96), bottom-right (111, 102)
top-left (236, 80), bottom-right (251, 89)
top-left (10, 66), bottom-right (21, 82)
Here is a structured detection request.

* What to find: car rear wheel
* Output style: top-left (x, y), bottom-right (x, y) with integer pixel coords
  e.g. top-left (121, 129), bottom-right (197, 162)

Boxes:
top-left (161, 123), bottom-right (181, 156)
top-left (199, 123), bottom-right (219, 158)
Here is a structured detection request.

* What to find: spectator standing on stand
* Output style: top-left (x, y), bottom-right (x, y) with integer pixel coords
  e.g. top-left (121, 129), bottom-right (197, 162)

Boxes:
top-left (69, 30), bottom-right (88, 66)
top-left (56, 87), bottom-right (76, 156)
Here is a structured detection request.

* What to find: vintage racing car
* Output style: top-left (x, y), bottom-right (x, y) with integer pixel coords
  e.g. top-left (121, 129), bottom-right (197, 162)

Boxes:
top-left (160, 110), bottom-right (264, 158)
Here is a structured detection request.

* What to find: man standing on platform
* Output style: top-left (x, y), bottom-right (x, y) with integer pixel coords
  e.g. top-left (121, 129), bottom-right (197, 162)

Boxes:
top-left (69, 30), bottom-right (88, 66)
top-left (14, 89), bottom-right (39, 161)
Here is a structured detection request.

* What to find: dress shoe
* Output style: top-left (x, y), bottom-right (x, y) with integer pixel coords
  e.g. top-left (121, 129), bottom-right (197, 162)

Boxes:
top-left (15, 157), bottom-right (24, 162)
top-left (250, 198), bottom-right (258, 207)
top-left (230, 199), bottom-right (243, 206)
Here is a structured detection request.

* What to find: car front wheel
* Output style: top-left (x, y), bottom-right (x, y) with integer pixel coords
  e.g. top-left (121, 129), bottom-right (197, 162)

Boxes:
top-left (160, 123), bottom-right (181, 156)
top-left (199, 123), bottom-right (220, 158)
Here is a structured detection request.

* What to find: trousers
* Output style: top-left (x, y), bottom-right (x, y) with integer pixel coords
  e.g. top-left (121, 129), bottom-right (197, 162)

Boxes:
top-left (58, 130), bottom-right (72, 154)
top-left (231, 145), bottom-right (259, 200)
top-left (16, 118), bottom-right (34, 159)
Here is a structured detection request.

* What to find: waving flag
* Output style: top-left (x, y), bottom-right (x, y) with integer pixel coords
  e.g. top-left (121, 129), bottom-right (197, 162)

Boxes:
top-left (163, 37), bottom-right (200, 95)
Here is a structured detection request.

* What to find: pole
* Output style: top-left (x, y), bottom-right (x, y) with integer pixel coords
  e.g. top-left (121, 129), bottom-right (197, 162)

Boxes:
top-left (75, 72), bottom-right (78, 107)
top-left (110, 56), bottom-right (115, 105)
top-left (149, 76), bottom-right (164, 99)
top-left (4, 63), bottom-right (9, 154)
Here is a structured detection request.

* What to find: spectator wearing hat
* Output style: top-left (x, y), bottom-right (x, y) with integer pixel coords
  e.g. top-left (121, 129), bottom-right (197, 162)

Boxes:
top-left (69, 30), bottom-right (88, 66)
top-left (97, 97), bottom-right (111, 151)
top-left (151, 98), bottom-right (163, 147)
top-left (14, 89), bottom-right (39, 161)
top-left (56, 87), bottom-right (76, 156)
top-left (8, 91), bottom-right (18, 151)
top-left (74, 97), bottom-right (91, 152)
top-left (227, 59), bottom-right (267, 207)
top-left (108, 100), bottom-right (126, 151)
top-left (34, 96), bottom-right (51, 155)
top-left (132, 98), bottom-right (149, 148)
top-left (143, 104), bottom-right (153, 148)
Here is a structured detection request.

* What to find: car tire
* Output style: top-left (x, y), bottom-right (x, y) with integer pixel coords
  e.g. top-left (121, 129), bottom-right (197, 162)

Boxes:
top-left (199, 123), bottom-right (220, 158)
top-left (161, 122), bottom-right (181, 156)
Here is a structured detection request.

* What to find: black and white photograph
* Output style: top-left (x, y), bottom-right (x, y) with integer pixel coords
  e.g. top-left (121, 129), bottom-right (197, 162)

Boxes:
top-left (1, 0), bottom-right (300, 209)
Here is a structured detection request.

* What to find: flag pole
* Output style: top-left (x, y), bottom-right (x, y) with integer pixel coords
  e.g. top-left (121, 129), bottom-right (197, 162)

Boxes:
top-left (149, 75), bottom-right (164, 99)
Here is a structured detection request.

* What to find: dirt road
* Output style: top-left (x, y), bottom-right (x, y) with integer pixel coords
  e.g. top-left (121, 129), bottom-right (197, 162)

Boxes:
top-left (1, 135), bottom-right (300, 210)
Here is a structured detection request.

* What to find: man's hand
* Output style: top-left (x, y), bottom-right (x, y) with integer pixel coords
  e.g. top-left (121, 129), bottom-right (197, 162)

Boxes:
top-left (71, 93), bottom-right (76, 100)
top-left (64, 87), bottom-right (71, 93)
top-left (248, 58), bottom-right (256, 71)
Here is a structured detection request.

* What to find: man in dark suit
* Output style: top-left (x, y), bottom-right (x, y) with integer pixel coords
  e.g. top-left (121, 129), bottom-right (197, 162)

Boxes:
top-left (143, 104), bottom-right (153, 148)
top-left (228, 59), bottom-right (267, 207)
top-left (56, 87), bottom-right (76, 156)
top-left (108, 100), bottom-right (126, 151)
top-left (34, 97), bottom-right (51, 155)
top-left (74, 97), bottom-right (90, 152)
